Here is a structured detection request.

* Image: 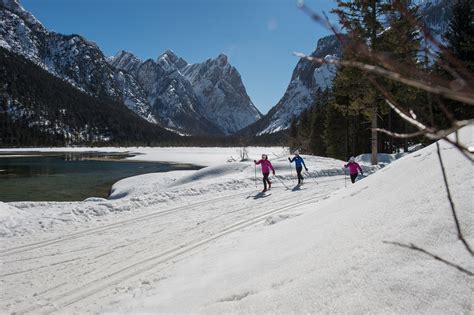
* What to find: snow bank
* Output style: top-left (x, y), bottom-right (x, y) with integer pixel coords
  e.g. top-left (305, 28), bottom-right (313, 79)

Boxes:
top-left (355, 152), bottom-right (404, 166)
top-left (0, 202), bottom-right (25, 237)
top-left (109, 155), bottom-right (347, 201)
top-left (109, 170), bottom-right (190, 200)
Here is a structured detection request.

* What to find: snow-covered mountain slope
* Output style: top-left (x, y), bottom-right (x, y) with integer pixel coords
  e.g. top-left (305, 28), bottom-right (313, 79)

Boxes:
top-left (110, 50), bottom-right (262, 135)
top-left (110, 50), bottom-right (222, 135)
top-left (0, 127), bottom-right (472, 313)
top-left (182, 54), bottom-right (262, 134)
top-left (0, 47), bottom-right (175, 145)
top-left (0, 0), bottom-right (156, 123)
top-left (241, 35), bottom-right (341, 136)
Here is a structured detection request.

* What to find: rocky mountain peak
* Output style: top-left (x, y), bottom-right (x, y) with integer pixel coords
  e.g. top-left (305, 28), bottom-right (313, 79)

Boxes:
top-left (157, 49), bottom-right (188, 70)
top-left (115, 50), bottom-right (138, 60)
top-left (109, 50), bottom-right (142, 73)
top-left (181, 54), bottom-right (262, 134)
top-left (216, 53), bottom-right (228, 67)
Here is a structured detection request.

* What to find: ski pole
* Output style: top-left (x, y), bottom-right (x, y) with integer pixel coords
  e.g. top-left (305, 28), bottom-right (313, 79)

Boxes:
top-left (274, 175), bottom-right (290, 190)
top-left (344, 167), bottom-right (347, 187)
top-left (304, 171), bottom-right (318, 184)
top-left (254, 163), bottom-right (257, 188)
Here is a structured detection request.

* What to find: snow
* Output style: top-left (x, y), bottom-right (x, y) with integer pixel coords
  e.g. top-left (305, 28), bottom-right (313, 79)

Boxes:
top-left (0, 202), bottom-right (26, 237)
top-left (258, 79), bottom-right (313, 135)
top-left (313, 54), bottom-right (338, 91)
top-left (0, 127), bottom-right (472, 313)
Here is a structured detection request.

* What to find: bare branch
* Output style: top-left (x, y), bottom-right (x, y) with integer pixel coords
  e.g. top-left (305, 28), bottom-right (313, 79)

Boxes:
top-left (435, 142), bottom-right (474, 256)
top-left (293, 53), bottom-right (474, 106)
top-left (374, 128), bottom-right (426, 138)
top-left (384, 241), bottom-right (474, 276)
top-left (298, 2), bottom-right (346, 43)
top-left (384, 99), bottom-right (429, 131)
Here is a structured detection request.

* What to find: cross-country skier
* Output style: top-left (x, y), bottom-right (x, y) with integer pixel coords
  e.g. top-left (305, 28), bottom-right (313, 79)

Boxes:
top-left (254, 154), bottom-right (275, 192)
top-left (344, 156), bottom-right (363, 184)
top-left (288, 150), bottom-right (308, 185)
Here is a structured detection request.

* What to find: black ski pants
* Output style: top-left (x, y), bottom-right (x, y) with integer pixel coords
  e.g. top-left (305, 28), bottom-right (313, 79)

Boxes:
top-left (263, 172), bottom-right (271, 190)
top-left (350, 173), bottom-right (358, 183)
top-left (296, 166), bottom-right (303, 184)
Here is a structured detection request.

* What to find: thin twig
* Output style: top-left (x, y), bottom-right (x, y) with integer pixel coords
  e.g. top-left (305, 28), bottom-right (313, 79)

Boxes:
top-left (384, 241), bottom-right (473, 276)
top-left (298, 2), bottom-right (346, 44)
top-left (374, 128), bottom-right (426, 139)
top-left (435, 142), bottom-right (474, 256)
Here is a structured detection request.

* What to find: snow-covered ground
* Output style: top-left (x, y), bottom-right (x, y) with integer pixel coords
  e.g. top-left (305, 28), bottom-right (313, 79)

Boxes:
top-left (0, 129), bottom-right (472, 313)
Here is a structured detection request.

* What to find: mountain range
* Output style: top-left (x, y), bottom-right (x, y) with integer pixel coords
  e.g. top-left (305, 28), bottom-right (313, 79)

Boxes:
top-left (0, 0), bottom-right (453, 145)
top-left (109, 50), bottom-right (261, 135)
top-left (0, 0), bottom-right (261, 139)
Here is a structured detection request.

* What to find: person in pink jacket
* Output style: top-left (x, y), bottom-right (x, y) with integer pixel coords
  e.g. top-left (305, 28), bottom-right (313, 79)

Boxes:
top-left (344, 156), bottom-right (363, 184)
top-left (254, 154), bottom-right (275, 192)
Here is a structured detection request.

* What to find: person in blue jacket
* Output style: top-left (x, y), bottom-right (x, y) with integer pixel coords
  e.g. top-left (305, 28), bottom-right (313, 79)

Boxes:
top-left (288, 150), bottom-right (308, 185)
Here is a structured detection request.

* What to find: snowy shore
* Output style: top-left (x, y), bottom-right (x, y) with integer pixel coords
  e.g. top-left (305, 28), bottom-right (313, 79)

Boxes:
top-left (0, 130), bottom-right (472, 313)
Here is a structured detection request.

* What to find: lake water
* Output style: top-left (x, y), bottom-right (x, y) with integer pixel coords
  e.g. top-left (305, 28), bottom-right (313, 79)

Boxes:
top-left (0, 152), bottom-right (201, 202)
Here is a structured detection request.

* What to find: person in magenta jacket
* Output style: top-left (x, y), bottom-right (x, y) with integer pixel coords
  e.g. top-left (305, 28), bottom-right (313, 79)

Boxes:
top-left (344, 156), bottom-right (363, 184)
top-left (254, 154), bottom-right (275, 192)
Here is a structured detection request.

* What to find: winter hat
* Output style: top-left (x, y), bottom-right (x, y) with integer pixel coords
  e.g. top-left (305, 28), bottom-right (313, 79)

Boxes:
top-left (294, 150), bottom-right (299, 155)
top-left (349, 156), bottom-right (355, 162)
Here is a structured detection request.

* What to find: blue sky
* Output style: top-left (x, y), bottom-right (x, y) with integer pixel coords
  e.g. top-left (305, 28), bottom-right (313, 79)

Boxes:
top-left (21, 0), bottom-right (338, 114)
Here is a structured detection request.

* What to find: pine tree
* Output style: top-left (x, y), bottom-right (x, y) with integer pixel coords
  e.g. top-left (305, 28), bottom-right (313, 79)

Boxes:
top-left (332, 0), bottom-right (389, 164)
top-left (308, 90), bottom-right (330, 156)
top-left (288, 116), bottom-right (300, 152)
top-left (377, 1), bottom-right (424, 152)
top-left (324, 102), bottom-right (349, 160)
top-left (297, 108), bottom-right (312, 152)
top-left (435, 0), bottom-right (474, 121)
